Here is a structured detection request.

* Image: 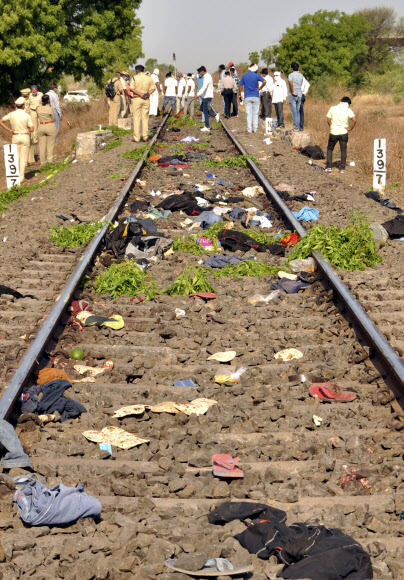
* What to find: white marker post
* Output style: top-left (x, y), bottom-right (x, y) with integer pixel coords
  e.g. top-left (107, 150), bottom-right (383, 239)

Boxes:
top-left (265, 118), bottom-right (272, 135)
top-left (373, 138), bottom-right (386, 196)
top-left (3, 144), bottom-right (20, 188)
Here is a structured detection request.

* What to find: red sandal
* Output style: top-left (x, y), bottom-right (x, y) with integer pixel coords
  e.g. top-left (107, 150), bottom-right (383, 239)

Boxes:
top-left (212, 454), bottom-right (244, 478)
top-left (309, 383), bottom-right (357, 403)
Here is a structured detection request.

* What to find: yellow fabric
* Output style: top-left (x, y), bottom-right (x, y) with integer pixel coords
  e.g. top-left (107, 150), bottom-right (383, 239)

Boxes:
top-left (132, 98), bottom-right (150, 141)
top-left (2, 109), bottom-right (33, 133)
top-left (130, 72), bottom-right (154, 96)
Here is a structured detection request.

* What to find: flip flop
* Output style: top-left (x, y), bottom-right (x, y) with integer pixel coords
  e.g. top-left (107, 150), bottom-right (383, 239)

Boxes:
top-left (165, 559), bottom-right (253, 577)
top-left (309, 383), bottom-right (357, 403)
top-left (188, 292), bottom-right (217, 300)
top-left (212, 454), bottom-right (244, 478)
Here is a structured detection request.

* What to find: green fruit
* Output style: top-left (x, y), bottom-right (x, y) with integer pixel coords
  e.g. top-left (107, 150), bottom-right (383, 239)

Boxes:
top-left (70, 348), bottom-right (84, 360)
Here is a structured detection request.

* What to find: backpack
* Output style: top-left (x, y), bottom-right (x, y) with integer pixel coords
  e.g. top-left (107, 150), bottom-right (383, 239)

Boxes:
top-left (105, 79), bottom-right (116, 99)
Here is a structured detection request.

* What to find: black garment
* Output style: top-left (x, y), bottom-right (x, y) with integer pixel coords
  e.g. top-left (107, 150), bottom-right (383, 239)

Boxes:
top-left (260, 92), bottom-right (272, 119)
top-left (159, 154), bottom-right (187, 163)
top-left (104, 221), bottom-right (151, 258)
top-left (222, 89), bottom-right (233, 118)
top-left (129, 200), bottom-right (149, 213)
top-left (326, 132), bottom-right (348, 170)
top-left (155, 192), bottom-right (196, 212)
top-left (381, 215), bottom-right (404, 238)
top-left (20, 385), bottom-right (39, 413)
top-left (217, 229), bottom-right (285, 256)
top-left (299, 145), bottom-right (325, 160)
top-left (274, 102), bottom-right (284, 127)
top-left (208, 502), bottom-right (372, 580)
top-left (231, 92), bottom-right (238, 116)
top-left (37, 380), bottom-right (87, 422)
top-left (364, 191), bottom-right (403, 213)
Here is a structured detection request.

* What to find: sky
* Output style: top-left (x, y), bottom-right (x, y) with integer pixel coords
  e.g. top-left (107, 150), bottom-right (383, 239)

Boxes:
top-left (137, 0), bottom-right (404, 72)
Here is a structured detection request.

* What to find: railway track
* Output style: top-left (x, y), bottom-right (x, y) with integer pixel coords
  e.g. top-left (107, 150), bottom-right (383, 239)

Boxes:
top-left (0, 111), bottom-right (403, 579)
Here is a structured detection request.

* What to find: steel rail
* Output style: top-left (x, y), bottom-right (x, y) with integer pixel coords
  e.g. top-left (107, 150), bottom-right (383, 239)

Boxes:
top-left (0, 115), bottom-right (169, 419)
top-left (220, 119), bottom-right (404, 391)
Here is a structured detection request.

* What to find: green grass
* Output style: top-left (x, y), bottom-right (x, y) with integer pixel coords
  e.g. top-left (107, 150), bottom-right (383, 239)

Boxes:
top-left (106, 125), bottom-right (133, 136)
top-left (201, 155), bottom-right (257, 168)
top-left (117, 163), bottom-right (133, 167)
top-left (95, 261), bottom-right (158, 300)
top-left (110, 174), bottom-right (128, 179)
top-left (49, 221), bottom-right (109, 248)
top-left (164, 265), bottom-right (215, 296)
top-left (207, 260), bottom-right (286, 278)
top-left (172, 235), bottom-right (220, 255)
top-left (167, 116), bottom-right (197, 127)
top-left (0, 182), bottom-right (42, 213)
top-left (103, 139), bottom-right (123, 152)
top-left (121, 144), bottom-right (150, 160)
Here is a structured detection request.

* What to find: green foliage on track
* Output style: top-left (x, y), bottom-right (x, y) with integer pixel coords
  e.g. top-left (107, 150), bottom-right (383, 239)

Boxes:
top-left (49, 222), bottom-right (109, 248)
top-left (287, 213), bottom-right (382, 271)
top-left (121, 145), bottom-right (150, 160)
top-left (207, 260), bottom-right (287, 278)
top-left (0, 0), bottom-right (143, 104)
top-left (164, 265), bottom-right (215, 296)
top-left (106, 126), bottom-right (133, 136)
top-left (167, 116), bottom-right (197, 127)
top-left (172, 235), bottom-right (220, 255)
top-left (201, 155), bottom-right (257, 168)
top-left (95, 261), bottom-right (159, 300)
top-left (103, 139), bottom-right (123, 152)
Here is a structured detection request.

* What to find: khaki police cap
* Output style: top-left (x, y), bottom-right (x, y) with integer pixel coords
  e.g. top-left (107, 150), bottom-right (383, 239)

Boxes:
top-left (20, 88), bottom-right (31, 95)
top-left (15, 97), bottom-right (26, 105)
top-left (121, 71), bottom-right (129, 76)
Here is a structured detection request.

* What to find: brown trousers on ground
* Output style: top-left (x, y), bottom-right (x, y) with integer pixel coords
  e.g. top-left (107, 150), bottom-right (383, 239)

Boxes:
top-left (12, 134), bottom-right (30, 181)
top-left (38, 123), bottom-right (57, 165)
top-left (109, 96), bottom-right (121, 126)
top-left (132, 98), bottom-right (150, 141)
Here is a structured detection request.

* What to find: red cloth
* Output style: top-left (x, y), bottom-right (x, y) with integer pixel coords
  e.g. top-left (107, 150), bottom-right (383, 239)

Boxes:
top-left (281, 233), bottom-right (299, 246)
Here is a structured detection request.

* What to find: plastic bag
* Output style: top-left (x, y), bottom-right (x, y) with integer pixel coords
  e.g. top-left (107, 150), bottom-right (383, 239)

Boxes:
top-left (288, 257), bottom-right (317, 273)
top-left (214, 366), bottom-right (247, 384)
top-left (370, 222), bottom-right (388, 250)
top-left (248, 290), bottom-right (280, 305)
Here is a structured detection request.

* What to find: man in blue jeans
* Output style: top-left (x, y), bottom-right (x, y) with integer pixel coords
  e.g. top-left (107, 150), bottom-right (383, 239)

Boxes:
top-left (196, 66), bottom-right (219, 132)
top-left (238, 64), bottom-right (266, 133)
top-left (288, 62), bottom-right (303, 131)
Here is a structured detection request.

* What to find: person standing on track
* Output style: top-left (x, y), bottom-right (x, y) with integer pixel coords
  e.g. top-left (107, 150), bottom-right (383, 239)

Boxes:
top-left (218, 64), bottom-right (226, 113)
top-left (271, 71), bottom-right (287, 129)
top-left (37, 94), bottom-right (57, 165)
top-left (230, 67), bottom-right (239, 117)
top-left (105, 72), bottom-right (122, 126)
top-left (161, 72), bottom-right (177, 116)
top-left (46, 83), bottom-right (62, 134)
top-left (150, 69), bottom-right (161, 117)
top-left (0, 96), bottom-right (33, 182)
top-left (176, 73), bottom-right (186, 115)
top-left (197, 71), bottom-right (205, 124)
top-left (259, 68), bottom-right (273, 120)
top-left (219, 71), bottom-right (237, 119)
top-left (27, 85), bottom-right (43, 164)
top-left (238, 64), bottom-right (266, 134)
top-left (183, 73), bottom-right (196, 120)
top-left (130, 64), bottom-right (155, 143)
top-left (196, 66), bottom-right (220, 132)
top-left (325, 96), bottom-right (356, 174)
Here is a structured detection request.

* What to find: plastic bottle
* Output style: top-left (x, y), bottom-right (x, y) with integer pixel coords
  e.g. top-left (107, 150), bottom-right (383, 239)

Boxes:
top-left (214, 366), bottom-right (247, 384)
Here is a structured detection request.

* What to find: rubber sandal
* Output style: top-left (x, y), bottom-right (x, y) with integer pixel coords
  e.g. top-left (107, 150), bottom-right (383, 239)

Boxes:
top-left (212, 454), bottom-right (244, 478)
top-left (309, 383), bottom-right (357, 402)
top-left (165, 559), bottom-right (253, 577)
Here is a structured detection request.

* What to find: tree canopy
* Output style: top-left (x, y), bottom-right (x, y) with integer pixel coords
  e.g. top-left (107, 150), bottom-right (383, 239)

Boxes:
top-left (0, 0), bottom-right (143, 103)
top-left (276, 10), bottom-right (370, 83)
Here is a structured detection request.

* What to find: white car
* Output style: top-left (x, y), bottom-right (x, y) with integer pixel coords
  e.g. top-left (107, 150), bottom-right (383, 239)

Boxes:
top-left (64, 90), bottom-right (90, 103)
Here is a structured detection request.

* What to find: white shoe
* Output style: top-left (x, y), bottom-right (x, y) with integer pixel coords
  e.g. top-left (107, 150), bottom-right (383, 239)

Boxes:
top-left (201, 127), bottom-right (211, 132)
top-left (215, 113), bottom-right (220, 122)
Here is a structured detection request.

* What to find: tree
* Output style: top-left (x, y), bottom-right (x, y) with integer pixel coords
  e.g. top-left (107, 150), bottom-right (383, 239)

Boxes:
top-left (260, 46), bottom-right (276, 68)
top-left (356, 7), bottom-right (402, 72)
top-left (145, 58), bottom-right (158, 72)
top-left (0, 0), bottom-right (143, 104)
top-left (248, 51), bottom-right (260, 65)
top-left (275, 10), bottom-right (370, 84)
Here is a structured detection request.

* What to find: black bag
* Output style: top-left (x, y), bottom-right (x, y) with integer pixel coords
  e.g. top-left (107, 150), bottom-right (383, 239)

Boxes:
top-left (105, 79), bottom-right (116, 99)
top-left (155, 191), bottom-right (196, 211)
top-left (299, 145), bottom-right (324, 160)
top-left (218, 229), bottom-right (285, 256)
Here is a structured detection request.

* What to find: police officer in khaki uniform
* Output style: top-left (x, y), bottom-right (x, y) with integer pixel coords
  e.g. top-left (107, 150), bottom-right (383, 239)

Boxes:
top-left (106, 72), bottom-right (123, 126)
top-left (130, 64), bottom-right (155, 142)
top-left (27, 85), bottom-right (43, 163)
top-left (0, 97), bottom-right (34, 182)
top-left (20, 88), bottom-right (31, 113)
top-left (119, 72), bottom-right (130, 119)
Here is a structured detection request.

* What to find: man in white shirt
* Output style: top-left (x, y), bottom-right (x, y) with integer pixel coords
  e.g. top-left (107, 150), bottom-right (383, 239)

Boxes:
top-left (299, 69), bottom-right (310, 131)
top-left (183, 74), bottom-right (196, 119)
top-left (271, 72), bottom-right (287, 129)
top-left (161, 72), bottom-right (177, 115)
top-left (325, 96), bottom-right (356, 174)
top-left (259, 68), bottom-right (274, 120)
top-left (176, 73), bottom-right (186, 114)
top-left (196, 66), bottom-right (219, 132)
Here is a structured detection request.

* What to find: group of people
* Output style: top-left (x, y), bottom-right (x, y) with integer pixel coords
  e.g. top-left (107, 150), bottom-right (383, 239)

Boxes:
top-left (0, 84), bottom-right (62, 182)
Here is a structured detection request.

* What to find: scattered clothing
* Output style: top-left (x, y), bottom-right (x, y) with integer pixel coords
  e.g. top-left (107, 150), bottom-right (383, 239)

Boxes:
top-left (365, 191), bottom-right (402, 214)
top-left (192, 211), bottom-right (223, 229)
top-left (381, 215), bottom-right (404, 238)
top-left (36, 368), bottom-right (73, 386)
top-left (204, 255), bottom-right (253, 269)
top-left (181, 136), bottom-right (199, 142)
top-left (218, 229), bottom-right (285, 255)
top-left (292, 206), bottom-right (319, 222)
top-left (270, 278), bottom-right (309, 294)
top-left (299, 145), bottom-right (325, 160)
top-left (14, 480), bottom-right (101, 526)
top-left (208, 502), bottom-right (372, 580)
top-left (36, 380), bottom-right (87, 422)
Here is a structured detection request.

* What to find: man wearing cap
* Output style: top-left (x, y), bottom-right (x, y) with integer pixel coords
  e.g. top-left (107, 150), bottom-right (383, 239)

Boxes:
top-left (106, 72), bottom-right (123, 126)
top-left (238, 64), bottom-right (266, 133)
top-left (20, 88), bottom-right (31, 113)
top-left (271, 72), bottom-right (287, 129)
top-left (150, 69), bottom-right (161, 117)
top-left (27, 85), bottom-right (43, 163)
top-left (0, 97), bottom-right (34, 182)
top-left (130, 64), bottom-right (155, 142)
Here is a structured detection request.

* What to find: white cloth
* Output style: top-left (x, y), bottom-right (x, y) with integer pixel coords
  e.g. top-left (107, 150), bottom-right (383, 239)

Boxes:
top-left (249, 64), bottom-right (258, 72)
top-left (153, 68), bottom-right (159, 75)
top-left (197, 73), bottom-right (214, 99)
top-left (150, 73), bottom-right (160, 115)
top-left (259, 75), bottom-right (274, 94)
top-left (165, 78), bottom-right (178, 97)
top-left (301, 77), bottom-right (310, 95)
top-left (271, 78), bottom-right (287, 103)
top-left (177, 78), bottom-right (186, 97)
top-left (185, 78), bottom-right (195, 97)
